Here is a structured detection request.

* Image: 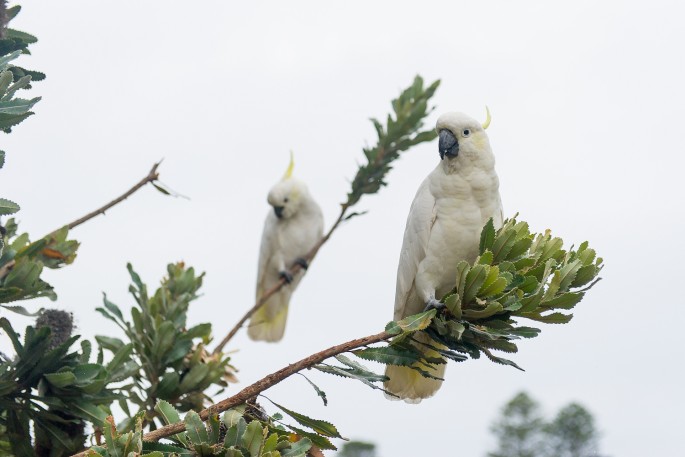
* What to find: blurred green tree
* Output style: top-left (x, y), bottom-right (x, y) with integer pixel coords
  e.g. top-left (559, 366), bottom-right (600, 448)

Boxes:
top-left (337, 441), bottom-right (378, 457)
top-left (488, 392), bottom-right (545, 457)
top-left (488, 393), bottom-right (604, 457)
top-left (544, 403), bottom-right (601, 457)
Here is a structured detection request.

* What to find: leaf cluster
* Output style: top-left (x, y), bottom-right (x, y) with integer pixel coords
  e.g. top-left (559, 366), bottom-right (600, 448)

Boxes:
top-left (0, 5), bottom-right (43, 135)
top-left (96, 263), bottom-right (237, 430)
top-left (345, 76), bottom-right (440, 208)
top-left (0, 317), bottom-right (121, 455)
top-left (426, 215), bottom-right (603, 368)
top-left (140, 400), bottom-right (315, 457)
top-left (332, 215), bottom-right (603, 382)
top-left (0, 218), bottom-right (80, 311)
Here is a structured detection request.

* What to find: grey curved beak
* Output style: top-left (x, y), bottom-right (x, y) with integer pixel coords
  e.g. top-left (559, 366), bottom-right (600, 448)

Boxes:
top-left (274, 206), bottom-right (284, 218)
top-left (439, 129), bottom-right (459, 160)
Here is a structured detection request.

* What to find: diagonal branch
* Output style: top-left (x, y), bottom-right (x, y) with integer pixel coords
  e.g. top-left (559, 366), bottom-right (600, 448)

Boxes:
top-left (71, 329), bottom-right (391, 455)
top-left (146, 329), bottom-right (389, 441)
top-left (0, 162), bottom-right (163, 281)
top-left (211, 205), bottom-right (349, 354)
top-left (56, 161), bottom-right (162, 233)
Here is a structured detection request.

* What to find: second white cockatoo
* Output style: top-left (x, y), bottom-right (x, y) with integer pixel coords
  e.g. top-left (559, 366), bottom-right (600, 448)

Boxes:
top-left (248, 153), bottom-right (324, 342)
top-left (385, 109), bottom-right (504, 402)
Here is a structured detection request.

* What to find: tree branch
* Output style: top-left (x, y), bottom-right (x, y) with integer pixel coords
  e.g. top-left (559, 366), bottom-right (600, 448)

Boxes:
top-left (211, 205), bottom-right (349, 354)
top-left (71, 329), bottom-right (390, 455)
top-left (55, 161), bottom-right (162, 233)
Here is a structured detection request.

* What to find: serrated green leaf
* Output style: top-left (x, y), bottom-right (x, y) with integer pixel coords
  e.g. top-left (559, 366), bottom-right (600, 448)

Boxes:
top-left (558, 259), bottom-right (582, 292)
top-left (299, 373), bottom-right (327, 406)
top-left (541, 292), bottom-right (583, 310)
top-left (491, 229), bottom-right (517, 262)
top-left (0, 97), bottom-right (40, 115)
top-left (520, 312), bottom-right (573, 324)
top-left (0, 303), bottom-right (41, 316)
top-left (0, 111), bottom-right (34, 131)
top-left (0, 198), bottom-right (20, 216)
top-left (153, 321), bottom-right (176, 359)
top-left (96, 335), bottom-right (124, 352)
top-left (155, 400), bottom-right (189, 446)
top-left (353, 345), bottom-right (421, 366)
top-left (482, 349), bottom-right (524, 371)
top-left (462, 302), bottom-right (504, 319)
top-left (270, 402), bottom-right (342, 439)
top-left (443, 293), bottom-right (461, 318)
top-left (507, 237), bottom-right (533, 260)
top-left (223, 406), bottom-right (247, 428)
top-left (44, 371), bottom-right (76, 388)
top-left (179, 363), bottom-right (210, 393)
top-left (281, 438), bottom-right (312, 457)
top-left (71, 401), bottom-right (108, 425)
top-left (285, 425), bottom-right (336, 451)
top-left (386, 309), bottom-right (436, 335)
top-left (455, 260), bottom-right (470, 298)
top-left (5, 29), bottom-right (38, 44)
top-left (242, 420), bottom-right (266, 457)
top-left (207, 412), bottom-right (221, 444)
top-left (479, 218), bottom-right (496, 253)
top-left (225, 417), bottom-right (247, 448)
top-left (570, 264), bottom-right (598, 288)
top-left (508, 326), bottom-right (541, 338)
top-left (185, 410), bottom-right (209, 445)
top-left (141, 442), bottom-right (193, 456)
top-left (463, 265), bottom-right (488, 304)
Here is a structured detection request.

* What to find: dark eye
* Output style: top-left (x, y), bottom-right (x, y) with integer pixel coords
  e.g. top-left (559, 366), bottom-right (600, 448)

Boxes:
top-left (462, 129), bottom-right (471, 137)
top-left (284, 197), bottom-right (289, 203)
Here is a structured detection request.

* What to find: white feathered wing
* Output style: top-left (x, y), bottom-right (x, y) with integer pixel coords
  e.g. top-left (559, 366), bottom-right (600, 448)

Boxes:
top-left (384, 177), bottom-right (447, 402)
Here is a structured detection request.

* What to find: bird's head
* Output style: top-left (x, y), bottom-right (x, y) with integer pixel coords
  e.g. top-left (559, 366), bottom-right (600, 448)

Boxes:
top-left (436, 109), bottom-right (494, 168)
top-left (267, 152), bottom-right (310, 220)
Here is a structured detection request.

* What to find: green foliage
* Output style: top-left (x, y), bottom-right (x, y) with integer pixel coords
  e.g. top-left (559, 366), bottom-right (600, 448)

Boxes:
top-left (543, 403), bottom-right (601, 457)
top-left (0, 27), bottom-right (42, 134)
top-left (488, 392), bottom-right (545, 457)
top-left (488, 392), bottom-right (604, 457)
top-left (153, 402), bottom-right (315, 457)
top-left (0, 219), bottom-right (80, 308)
top-left (314, 355), bottom-right (392, 397)
top-left (88, 415), bottom-right (166, 457)
top-left (429, 215), bottom-right (601, 370)
top-left (0, 315), bottom-right (122, 456)
top-left (336, 441), bottom-right (378, 457)
top-left (95, 263), bottom-right (237, 430)
top-left (345, 76), bottom-right (440, 208)
top-left (425, 215), bottom-right (602, 369)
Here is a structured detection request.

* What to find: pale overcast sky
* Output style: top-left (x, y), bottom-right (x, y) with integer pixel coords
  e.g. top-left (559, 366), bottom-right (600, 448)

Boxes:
top-left (2, 1), bottom-right (684, 455)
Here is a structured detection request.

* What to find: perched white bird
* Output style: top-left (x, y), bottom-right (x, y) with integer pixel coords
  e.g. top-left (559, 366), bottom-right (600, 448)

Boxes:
top-left (385, 109), bottom-right (503, 402)
top-left (248, 153), bottom-right (324, 342)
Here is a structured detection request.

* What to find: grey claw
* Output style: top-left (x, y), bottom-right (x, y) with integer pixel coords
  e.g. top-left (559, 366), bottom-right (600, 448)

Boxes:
top-left (423, 298), bottom-right (446, 312)
top-left (279, 271), bottom-right (294, 284)
top-left (294, 257), bottom-right (309, 270)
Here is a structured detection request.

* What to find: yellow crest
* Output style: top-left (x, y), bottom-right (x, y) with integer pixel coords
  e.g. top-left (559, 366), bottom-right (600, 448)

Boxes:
top-left (282, 150), bottom-right (295, 180)
top-left (482, 106), bottom-right (492, 130)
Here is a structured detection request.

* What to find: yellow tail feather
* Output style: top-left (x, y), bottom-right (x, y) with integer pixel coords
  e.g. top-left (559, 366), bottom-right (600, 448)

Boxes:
top-left (383, 333), bottom-right (446, 403)
top-left (247, 301), bottom-right (289, 343)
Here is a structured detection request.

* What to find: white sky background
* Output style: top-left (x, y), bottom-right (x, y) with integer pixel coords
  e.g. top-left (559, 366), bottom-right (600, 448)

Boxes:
top-left (2, 0), bottom-right (684, 455)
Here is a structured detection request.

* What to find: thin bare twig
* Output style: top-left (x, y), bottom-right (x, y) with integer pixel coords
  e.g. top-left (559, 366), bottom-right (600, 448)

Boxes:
top-left (57, 161), bottom-right (162, 233)
top-left (71, 329), bottom-right (390, 455)
top-left (0, 162), bottom-right (162, 281)
top-left (212, 205), bottom-right (349, 354)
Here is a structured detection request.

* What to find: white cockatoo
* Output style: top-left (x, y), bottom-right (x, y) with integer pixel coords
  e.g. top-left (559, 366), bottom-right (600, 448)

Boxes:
top-left (385, 109), bottom-right (503, 402)
top-left (248, 153), bottom-right (324, 342)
